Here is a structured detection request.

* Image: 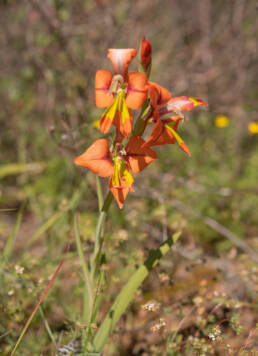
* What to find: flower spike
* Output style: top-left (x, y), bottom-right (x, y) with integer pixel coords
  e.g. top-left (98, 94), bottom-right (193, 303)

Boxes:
top-left (75, 40), bottom-right (209, 209)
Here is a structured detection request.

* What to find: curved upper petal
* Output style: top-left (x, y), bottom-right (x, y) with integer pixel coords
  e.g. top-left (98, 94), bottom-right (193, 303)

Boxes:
top-left (148, 82), bottom-right (171, 107)
top-left (126, 72), bottom-right (148, 109)
top-left (107, 48), bottom-right (137, 77)
top-left (74, 139), bottom-right (113, 177)
top-left (95, 70), bottom-right (114, 108)
top-left (126, 136), bottom-right (157, 173)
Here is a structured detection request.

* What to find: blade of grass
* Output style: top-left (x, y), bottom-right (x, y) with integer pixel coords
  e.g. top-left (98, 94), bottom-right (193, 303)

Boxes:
top-left (1, 204), bottom-right (24, 268)
top-left (0, 162), bottom-right (45, 179)
top-left (10, 257), bottom-right (64, 356)
top-left (74, 214), bottom-right (95, 352)
top-left (93, 232), bottom-right (181, 352)
top-left (39, 306), bottom-right (57, 348)
top-left (24, 179), bottom-right (87, 251)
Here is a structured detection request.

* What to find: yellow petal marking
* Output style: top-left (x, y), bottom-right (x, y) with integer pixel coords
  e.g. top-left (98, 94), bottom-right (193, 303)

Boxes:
top-left (164, 122), bottom-right (184, 145)
top-left (189, 97), bottom-right (200, 107)
top-left (101, 93), bottom-right (120, 122)
top-left (117, 90), bottom-right (131, 124)
top-left (93, 119), bottom-right (100, 129)
top-left (112, 156), bottom-right (134, 188)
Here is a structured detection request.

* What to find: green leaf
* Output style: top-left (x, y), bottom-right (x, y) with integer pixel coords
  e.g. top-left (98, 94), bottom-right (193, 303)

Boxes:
top-left (93, 232), bottom-right (181, 352)
top-left (0, 162), bottom-right (45, 179)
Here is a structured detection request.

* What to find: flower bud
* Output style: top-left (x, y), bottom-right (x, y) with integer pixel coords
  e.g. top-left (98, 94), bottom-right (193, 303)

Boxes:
top-left (139, 37), bottom-right (152, 77)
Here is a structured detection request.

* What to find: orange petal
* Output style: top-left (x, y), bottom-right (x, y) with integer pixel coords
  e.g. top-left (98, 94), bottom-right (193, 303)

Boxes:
top-left (74, 139), bottom-right (113, 177)
top-left (95, 70), bottom-right (114, 108)
top-left (113, 109), bottom-right (133, 138)
top-left (126, 136), bottom-right (157, 173)
top-left (148, 82), bottom-right (171, 106)
top-left (126, 72), bottom-right (148, 109)
top-left (141, 116), bottom-right (164, 148)
top-left (109, 178), bottom-right (130, 209)
top-left (180, 142), bottom-right (191, 157)
top-left (100, 115), bottom-right (113, 134)
top-left (148, 84), bottom-right (160, 108)
top-left (142, 116), bottom-right (182, 147)
top-left (107, 48), bottom-right (137, 77)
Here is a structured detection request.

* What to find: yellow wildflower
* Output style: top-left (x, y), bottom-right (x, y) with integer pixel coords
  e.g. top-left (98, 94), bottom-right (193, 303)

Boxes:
top-left (214, 115), bottom-right (229, 128)
top-left (248, 122), bottom-right (258, 134)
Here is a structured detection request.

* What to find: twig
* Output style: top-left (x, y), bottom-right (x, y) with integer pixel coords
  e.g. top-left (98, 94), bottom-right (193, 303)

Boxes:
top-left (170, 199), bottom-right (258, 263)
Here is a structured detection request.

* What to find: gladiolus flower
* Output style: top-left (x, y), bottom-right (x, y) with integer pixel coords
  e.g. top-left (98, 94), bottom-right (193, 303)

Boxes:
top-left (74, 137), bottom-right (157, 208)
top-left (142, 113), bottom-right (190, 156)
top-left (95, 49), bottom-right (148, 137)
top-left (143, 89), bottom-right (207, 156)
top-left (133, 81), bottom-right (172, 137)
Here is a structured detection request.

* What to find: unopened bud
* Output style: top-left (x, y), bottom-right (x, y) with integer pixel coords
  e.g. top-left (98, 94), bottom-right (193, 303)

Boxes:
top-left (139, 37), bottom-right (152, 77)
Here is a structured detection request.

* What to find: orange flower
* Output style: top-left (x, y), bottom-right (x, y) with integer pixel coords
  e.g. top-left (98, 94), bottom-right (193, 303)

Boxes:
top-left (74, 137), bottom-right (157, 208)
top-left (142, 113), bottom-right (190, 156)
top-left (133, 81), bottom-right (172, 137)
top-left (95, 49), bottom-right (148, 137)
top-left (143, 85), bottom-right (207, 156)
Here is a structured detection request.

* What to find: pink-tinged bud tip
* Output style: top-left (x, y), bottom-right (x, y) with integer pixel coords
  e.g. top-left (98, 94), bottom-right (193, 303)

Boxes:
top-left (180, 142), bottom-right (191, 157)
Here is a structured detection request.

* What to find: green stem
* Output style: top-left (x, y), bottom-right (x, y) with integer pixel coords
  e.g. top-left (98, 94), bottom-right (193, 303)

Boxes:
top-left (82, 190), bottom-right (113, 353)
top-left (91, 191), bottom-right (113, 278)
top-left (96, 176), bottom-right (103, 212)
top-left (74, 215), bottom-right (94, 323)
top-left (133, 102), bottom-right (151, 136)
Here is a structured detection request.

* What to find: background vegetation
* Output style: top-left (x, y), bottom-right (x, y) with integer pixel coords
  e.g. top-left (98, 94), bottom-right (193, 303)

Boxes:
top-left (0, 0), bottom-right (257, 355)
